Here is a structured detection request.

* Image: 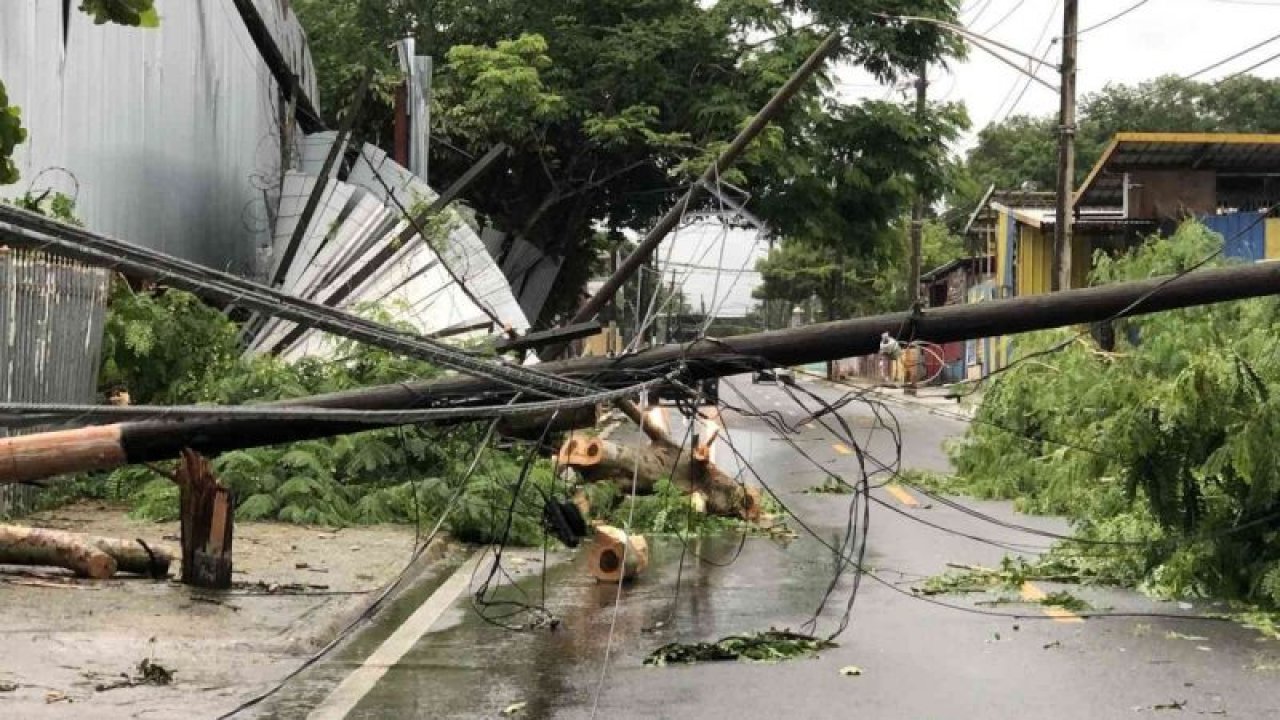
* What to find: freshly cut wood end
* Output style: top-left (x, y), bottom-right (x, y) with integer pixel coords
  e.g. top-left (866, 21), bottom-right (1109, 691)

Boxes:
top-left (588, 524), bottom-right (649, 582)
top-left (557, 434), bottom-right (605, 468)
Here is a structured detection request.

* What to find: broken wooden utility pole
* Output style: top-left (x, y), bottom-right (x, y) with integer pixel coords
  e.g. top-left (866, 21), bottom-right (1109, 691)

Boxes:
top-left (1053, 0), bottom-right (1079, 291)
top-left (4, 260), bottom-right (1280, 484)
top-left (176, 450), bottom-right (235, 589)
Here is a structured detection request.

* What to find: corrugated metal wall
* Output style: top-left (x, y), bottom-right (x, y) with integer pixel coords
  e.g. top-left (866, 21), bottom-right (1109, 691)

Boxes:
top-left (0, 249), bottom-right (111, 518)
top-left (0, 0), bottom-right (318, 276)
top-left (1200, 212), bottom-right (1267, 262)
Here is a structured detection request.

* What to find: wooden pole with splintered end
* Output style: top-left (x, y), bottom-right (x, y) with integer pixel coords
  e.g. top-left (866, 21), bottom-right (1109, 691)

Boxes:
top-left (588, 525), bottom-right (649, 583)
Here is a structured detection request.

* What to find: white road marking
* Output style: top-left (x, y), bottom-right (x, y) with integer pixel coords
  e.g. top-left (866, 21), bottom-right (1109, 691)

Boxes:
top-left (308, 552), bottom-right (482, 719)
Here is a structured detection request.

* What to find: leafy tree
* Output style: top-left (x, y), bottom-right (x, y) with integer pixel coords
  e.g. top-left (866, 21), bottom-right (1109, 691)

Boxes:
top-left (0, 80), bottom-right (26, 185)
top-left (291, 0), bottom-right (966, 323)
top-left (946, 222), bottom-right (1280, 607)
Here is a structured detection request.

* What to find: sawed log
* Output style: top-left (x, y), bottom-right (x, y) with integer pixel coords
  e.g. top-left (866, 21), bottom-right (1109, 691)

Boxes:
top-left (558, 433), bottom-right (761, 522)
top-left (0, 525), bottom-right (174, 578)
top-left (0, 524), bottom-right (117, 579)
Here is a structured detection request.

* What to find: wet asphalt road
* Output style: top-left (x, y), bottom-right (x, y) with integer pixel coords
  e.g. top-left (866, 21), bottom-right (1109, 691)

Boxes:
top-left (260, 378), bottom-right (1280, 720)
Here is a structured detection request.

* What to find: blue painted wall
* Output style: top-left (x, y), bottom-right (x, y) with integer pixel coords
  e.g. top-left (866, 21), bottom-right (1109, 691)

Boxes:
top-left (1199, 212), bottom-right (1267, 262)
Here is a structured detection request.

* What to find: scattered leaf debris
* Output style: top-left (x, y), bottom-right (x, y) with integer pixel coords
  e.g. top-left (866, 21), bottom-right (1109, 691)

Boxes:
top-left (94, 659), bottom-right (175, 692)
top-left (645, 630), bottom-right (835, 666)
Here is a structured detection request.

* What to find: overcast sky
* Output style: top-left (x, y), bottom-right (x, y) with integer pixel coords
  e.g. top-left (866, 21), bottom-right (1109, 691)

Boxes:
top-left (837, 0), bottom-right (1280, 153)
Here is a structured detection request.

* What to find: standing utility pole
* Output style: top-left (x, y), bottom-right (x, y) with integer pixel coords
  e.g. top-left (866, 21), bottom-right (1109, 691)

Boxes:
top-left (908, 63), bottom-right (928, 304)
top-left (1053, 0), bottom-right (1079, 291)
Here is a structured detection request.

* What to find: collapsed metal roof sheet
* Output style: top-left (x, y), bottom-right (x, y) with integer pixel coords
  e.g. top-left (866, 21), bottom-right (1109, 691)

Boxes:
top-left (249, 134), bottom-right (530, 360)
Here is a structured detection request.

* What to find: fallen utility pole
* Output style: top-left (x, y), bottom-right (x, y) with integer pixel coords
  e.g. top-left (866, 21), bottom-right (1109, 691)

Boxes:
top-left (3, 260), bottom-right (1280, 485)
top-left (0, 203), bottom-right (585, 400)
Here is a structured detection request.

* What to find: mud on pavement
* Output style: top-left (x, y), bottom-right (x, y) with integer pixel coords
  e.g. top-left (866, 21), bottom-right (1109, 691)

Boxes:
top-left (0, 502), bottom-right (454, 719)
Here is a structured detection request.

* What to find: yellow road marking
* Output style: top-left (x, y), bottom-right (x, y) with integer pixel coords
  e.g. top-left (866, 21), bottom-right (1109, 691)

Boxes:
top-left (885, 484), bottom-right (920, 508)
top-left (832, 443), bottom-right (853, 455)
top-left (1020, 582), bottom-right (1084, 623)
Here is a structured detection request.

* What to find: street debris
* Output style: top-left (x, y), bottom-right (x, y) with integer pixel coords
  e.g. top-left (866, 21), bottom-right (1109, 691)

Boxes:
top-left (1133, 699), bottom-right (1186, 712)
top-left (645, 630), bottom-right (836, 666)
top-left (0, 524), bottom-right (173, 579)
top-left (44, 690), bottom-right (70, 704)
top-left (803, 477), bottom-right (853, 495)
top-left (1165, 632), bottom-right (1208, 642)
top-left (839, 665), bottom-right (863, 676)
top-left (502, 701), bottom-right (527, 715)
top-left (93, 658), bottom-right (175, 692)
top-left (587, 525), bottom-right (649, 582)
top-left (0, 681), bottom-right (17, 692)
top-left (1041, 590), bottom-right (1090, 612)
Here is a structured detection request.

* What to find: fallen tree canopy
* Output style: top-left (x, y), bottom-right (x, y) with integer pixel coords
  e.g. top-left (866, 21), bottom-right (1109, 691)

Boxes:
top-left (944, 223), bottom-right (1280, 607)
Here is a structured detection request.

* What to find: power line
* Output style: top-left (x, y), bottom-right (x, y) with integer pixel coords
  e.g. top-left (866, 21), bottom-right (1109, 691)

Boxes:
top-left (981, 0), bottom-right (1027, 34)
top-left (1184, 30), bottom-right (1280, 79)
top-left (1073, 0), bottom-right (1151, 36)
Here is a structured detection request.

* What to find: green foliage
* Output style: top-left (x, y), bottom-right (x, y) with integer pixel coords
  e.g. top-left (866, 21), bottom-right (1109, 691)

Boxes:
top-left (915, 555), bottom-right (1104, 596)
top-left (13, 191), bottom-right (83, 225)
top-left (946, 222), bottom-right (1280, 607)
top-left (0, 79), bottom-right (26, 186)
top-left (293, 0), bottom-right (966, 323)
top-left (437, 34), bottom-right (567, 146)
top-left (99, 282), bottom-right (241, 404)
top-left (961, 75), bottom-right (1280, 199)
top-left (645, 630), bottom-right (836, 666)
top-left (79, 0), bottom-right (159, 27)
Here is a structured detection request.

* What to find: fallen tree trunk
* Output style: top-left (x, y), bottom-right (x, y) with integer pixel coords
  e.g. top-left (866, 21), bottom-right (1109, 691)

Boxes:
top-left (0, 525), bottom-right (173, 577)
top-left (559, 434), bottom-right (761, 521)
top-left (0, 525), bottom-right (117, 579)
top-left (88, 537), bottom-right (173, 577)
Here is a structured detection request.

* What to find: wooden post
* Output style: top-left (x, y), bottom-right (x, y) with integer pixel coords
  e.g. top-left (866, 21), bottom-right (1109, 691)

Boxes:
top-left (177, 449), bottom-right (235, 589)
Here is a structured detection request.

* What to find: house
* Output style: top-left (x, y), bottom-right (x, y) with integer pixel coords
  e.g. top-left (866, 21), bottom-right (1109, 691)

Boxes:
top-left (1074, 132), bottom-right (1280, 261)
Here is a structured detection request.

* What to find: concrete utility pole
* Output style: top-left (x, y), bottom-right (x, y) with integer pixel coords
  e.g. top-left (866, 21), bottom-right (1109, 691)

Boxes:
top-left (6, 260), bottom-right (1280, 484)
top-left (908, 63), bottom-right (929, 304)
top-left (1053, 0), bottom-right (1079, 291)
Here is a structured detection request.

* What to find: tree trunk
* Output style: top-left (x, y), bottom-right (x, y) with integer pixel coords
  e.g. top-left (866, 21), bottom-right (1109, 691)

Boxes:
top-left (88, 537), bottom-right (173, 577)
top-left (0, 525), bottom-right (117, 579)
top-left (558, 434), bottom-right (761, 521)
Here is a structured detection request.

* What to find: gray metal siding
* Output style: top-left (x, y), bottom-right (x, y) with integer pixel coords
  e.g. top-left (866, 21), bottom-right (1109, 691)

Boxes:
top-left (0, 249), bottom-right (110, 517)
top-left (0, 0), bottom-right (318, 276)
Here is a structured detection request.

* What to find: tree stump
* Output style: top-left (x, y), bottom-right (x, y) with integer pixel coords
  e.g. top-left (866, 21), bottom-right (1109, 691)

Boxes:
top-left (176, 449), bottom-right (234, 589)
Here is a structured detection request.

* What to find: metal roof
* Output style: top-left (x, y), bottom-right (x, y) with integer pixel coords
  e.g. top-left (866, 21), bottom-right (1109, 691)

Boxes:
top-left (1075, 132), bottom-right (1280, 207)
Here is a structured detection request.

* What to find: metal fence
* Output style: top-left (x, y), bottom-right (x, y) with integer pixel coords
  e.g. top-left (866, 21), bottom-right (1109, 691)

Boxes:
top-left (0, 248), bottom-right (110, 517)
